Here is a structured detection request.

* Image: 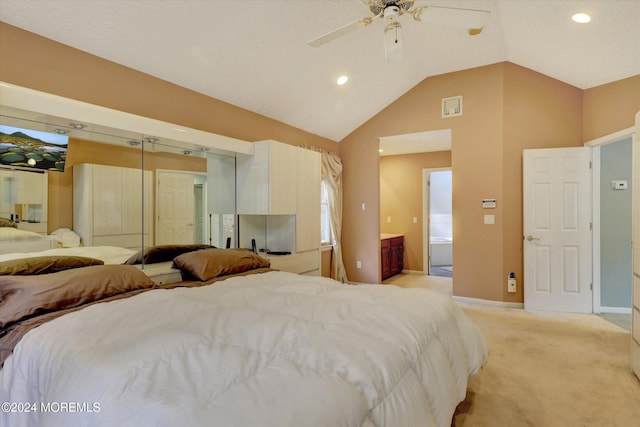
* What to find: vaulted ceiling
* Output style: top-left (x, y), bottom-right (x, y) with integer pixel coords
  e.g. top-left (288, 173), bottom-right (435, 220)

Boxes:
top-left (1, 0), bottom-right (638, 142)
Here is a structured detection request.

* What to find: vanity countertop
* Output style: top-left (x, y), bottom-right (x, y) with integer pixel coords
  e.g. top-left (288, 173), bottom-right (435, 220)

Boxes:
top-left (380, 233), bottom-right (403, 240)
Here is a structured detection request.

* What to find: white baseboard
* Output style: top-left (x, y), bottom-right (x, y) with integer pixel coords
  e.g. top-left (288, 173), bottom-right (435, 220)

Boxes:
top-left (453, 295), bottom-right (524, 309)
top-left (600, 306), bottom-right (632, 314)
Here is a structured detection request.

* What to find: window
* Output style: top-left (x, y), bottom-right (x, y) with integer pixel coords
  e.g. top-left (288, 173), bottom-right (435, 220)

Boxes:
top-left (320, 180), bottom-right (331, 245)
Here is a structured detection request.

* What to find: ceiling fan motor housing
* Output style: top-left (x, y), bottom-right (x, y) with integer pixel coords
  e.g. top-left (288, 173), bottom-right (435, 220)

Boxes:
top-left (383, 5), bottom-right (400, 22)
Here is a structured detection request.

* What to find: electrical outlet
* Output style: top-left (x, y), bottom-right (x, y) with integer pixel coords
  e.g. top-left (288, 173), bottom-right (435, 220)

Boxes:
top-left (507, 275), bottom-right (516, 293)
top-left (356, 260), bottom-right (362, 269)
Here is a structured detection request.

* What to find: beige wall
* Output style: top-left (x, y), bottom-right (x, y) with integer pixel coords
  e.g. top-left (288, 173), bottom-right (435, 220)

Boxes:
top-left (380, 151), bottom-right (451, 272)
top-left (341, 63), bottom-right (506, 288)
top-left (320, 249), bottom-right (332, 278)
top-left (341, 62), bottom-right (588, 302)
top-left (3, 22), bottom-right (638, 302)
top-left (0, 23), bottom-right (338, 153)
top-left (500, 63), bottom-right (583, 302)
top-left (583, 75), bottom-right (640, 141)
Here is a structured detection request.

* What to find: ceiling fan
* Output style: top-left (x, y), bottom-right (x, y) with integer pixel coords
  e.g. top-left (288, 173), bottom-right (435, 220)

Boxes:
top-left (308, 0), bottom-right (491, 61)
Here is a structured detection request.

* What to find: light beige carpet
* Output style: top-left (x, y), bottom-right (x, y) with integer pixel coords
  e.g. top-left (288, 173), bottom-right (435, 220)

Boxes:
top-left (455, 304), bottom-right (640, 426)
top-left (383, 274), bottom-right (640, 426)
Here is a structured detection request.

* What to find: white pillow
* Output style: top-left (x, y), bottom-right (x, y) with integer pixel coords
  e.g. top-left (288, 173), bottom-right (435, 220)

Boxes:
top-left (50, 228), bottom-right (81, 248)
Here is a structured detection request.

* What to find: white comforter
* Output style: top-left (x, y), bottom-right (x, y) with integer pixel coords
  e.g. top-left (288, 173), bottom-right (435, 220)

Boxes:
top-left (1, 271), bottom-right (488, 427)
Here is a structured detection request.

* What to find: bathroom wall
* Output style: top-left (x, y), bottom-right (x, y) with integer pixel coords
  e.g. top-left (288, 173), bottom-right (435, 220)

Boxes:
top-left (429, 170), bottom-right (452, 239)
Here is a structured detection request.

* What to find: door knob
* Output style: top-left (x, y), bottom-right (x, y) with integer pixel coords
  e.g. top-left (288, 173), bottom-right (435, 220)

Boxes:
top-left (526, 235), bottom-right (540, 242)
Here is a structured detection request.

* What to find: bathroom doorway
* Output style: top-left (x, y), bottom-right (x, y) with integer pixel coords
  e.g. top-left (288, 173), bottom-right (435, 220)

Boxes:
top-left (423, 168), bottom-right (452, 277)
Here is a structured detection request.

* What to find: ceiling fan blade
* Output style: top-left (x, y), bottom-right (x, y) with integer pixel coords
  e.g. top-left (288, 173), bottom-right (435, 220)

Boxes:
top-left (308, 15), bottom-right (379, 47)
top-left (412, 5), bottom-right (490, 32)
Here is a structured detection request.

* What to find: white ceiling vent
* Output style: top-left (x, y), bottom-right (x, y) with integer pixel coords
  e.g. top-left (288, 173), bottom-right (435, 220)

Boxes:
top-left (442, 96), bottom-right (463, 118)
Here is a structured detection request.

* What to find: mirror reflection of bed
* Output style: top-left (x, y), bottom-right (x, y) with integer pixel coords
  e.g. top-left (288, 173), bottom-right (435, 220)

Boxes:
top-left (0, 94), bottom-right (240, 279)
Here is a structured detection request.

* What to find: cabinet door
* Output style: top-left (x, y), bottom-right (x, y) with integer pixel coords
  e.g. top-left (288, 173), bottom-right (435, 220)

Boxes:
top-left (392, 237), bottom-right (404, 274)
top-left (268, 141), bottom-right (297, 214)
top-left (0, 169), bottom-right (14, 218)
top-left (15, 170), bottom-right (45, 205)
top-left (236, 142), bottom-right (269, 214)
top-left (92, 164), bottom-right (123, 236)
top-left (381, 239), bottom-right (391, 279)
top-left (296, 148), bottom-right (321, 252)
top-left (236, 140), bottom-right (297, 215)
top-left (120, 168), bottom-right (152, 234)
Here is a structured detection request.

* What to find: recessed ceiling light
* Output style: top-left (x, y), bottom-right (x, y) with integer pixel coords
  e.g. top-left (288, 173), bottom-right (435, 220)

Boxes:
top-left (69, 122), bottom-right (87, 130)
top-left (378, 148), bottom-right (384, 153)
top-left (572, 13), bottom-right (591, 24)
top-left (337, 75), bottom-right (349, 86)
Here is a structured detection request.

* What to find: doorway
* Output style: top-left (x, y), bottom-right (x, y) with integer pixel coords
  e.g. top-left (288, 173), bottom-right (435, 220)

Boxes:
top-left (193, 175), bottom-right (207, 244)
top-left (156, 170), bottom-right (207, 246)
top-left (592, 136), bottom-right (633, 314)
top-left (423, 168), bottom-right (452, 277)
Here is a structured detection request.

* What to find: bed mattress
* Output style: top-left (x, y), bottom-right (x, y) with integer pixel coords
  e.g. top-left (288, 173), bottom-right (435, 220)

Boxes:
top-left (1, 271), bottom-right (488, 427)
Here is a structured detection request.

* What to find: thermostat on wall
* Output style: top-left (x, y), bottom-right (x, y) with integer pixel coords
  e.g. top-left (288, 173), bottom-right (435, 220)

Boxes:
top-left (482, 198), bottom-right (496, 209)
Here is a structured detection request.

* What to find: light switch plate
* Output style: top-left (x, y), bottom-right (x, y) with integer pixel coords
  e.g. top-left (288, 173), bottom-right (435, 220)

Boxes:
top-left (484, 214), bottom-right (495, 225)
top-left (612, 180), bottom-right (628, 190)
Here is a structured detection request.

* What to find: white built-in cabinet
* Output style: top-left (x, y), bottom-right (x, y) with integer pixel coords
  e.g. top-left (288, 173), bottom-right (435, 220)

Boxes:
top-left (236, 140), bottom-right (321, 275)
top-left (632, 111), bottom-right (640, 380)
top-left (0, 169), bottom-right (48, 233)
top-left (236, 140), bottom-right (297, 215)
top-left (296, 146), bottom-right (321, 252)
top-left (74, 164), bottom-right (153, 249)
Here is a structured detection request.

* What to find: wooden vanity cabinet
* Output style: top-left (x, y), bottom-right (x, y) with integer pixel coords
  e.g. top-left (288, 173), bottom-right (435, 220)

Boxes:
top-left (381, 235), bottom-right (404, 280)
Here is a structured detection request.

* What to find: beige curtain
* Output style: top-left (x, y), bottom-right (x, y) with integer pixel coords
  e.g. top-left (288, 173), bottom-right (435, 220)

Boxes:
top-left (321, 151), bottom-right (348, 283)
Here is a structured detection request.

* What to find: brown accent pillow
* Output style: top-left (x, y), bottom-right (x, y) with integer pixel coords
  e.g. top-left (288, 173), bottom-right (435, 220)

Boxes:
top-left (124, 244), bottom-right (215, 265)
top-left (0, 264), bottom-right (157, 329)
top-left (0, 256), bottom-right (104, 276)
top-left (0, 218), bottom-right (17, 228)
top-left (173, 248), bottom-right (271, 281)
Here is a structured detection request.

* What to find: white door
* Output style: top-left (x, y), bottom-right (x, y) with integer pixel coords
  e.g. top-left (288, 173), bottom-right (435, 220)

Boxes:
top-left (156, 171), bottom-right (194, 245)
top-left (523, 147), bottom-right (592, 313)
top-left (632, 111), bottom-right (640, 379)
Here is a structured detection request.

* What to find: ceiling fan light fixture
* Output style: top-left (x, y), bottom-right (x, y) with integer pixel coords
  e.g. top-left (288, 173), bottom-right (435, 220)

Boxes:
top-left (384, 21), bottom-right (403, 61)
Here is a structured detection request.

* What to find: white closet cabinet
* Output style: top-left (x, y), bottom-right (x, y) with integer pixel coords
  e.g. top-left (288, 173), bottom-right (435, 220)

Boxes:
top-left (236, 140), bottom-right (297, 215)
top-left (296, 147), bottom-right (321, 253)
top-left (74, 164), bottom-right (152, 248)
top-left (236, 141), bottom-right (322, 275)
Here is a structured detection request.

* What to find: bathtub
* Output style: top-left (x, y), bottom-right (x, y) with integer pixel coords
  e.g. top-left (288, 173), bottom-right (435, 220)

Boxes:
top-left (430, 237), bottom-right (452, 266)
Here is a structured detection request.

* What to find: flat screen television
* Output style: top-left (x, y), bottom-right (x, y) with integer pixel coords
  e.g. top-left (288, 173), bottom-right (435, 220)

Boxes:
top-left (0, 125), bottom-right (68, 172)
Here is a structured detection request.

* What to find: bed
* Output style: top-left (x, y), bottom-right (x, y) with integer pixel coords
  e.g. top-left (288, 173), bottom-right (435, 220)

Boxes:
top-left (0, 245), bottom-right (136, 265)
top-left (0, 224), bottom-right (59, 256)
top-left (0, 248), bottom-right (488, 427)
